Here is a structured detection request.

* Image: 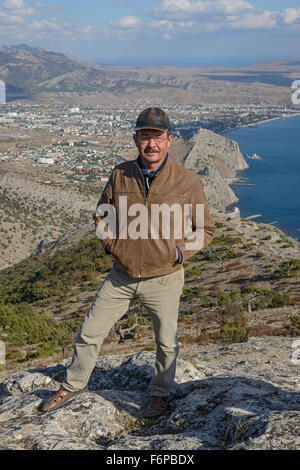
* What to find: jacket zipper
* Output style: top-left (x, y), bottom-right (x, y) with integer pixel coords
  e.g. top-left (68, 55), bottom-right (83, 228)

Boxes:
top-left (136, 163), bottom-right (150, 277)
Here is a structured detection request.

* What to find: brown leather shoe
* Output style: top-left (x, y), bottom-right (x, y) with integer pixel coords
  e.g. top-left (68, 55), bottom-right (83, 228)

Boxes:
top-left (40, 385), bottom-right (87, 413)
top-left (143, 395), bottom-right (170, 418)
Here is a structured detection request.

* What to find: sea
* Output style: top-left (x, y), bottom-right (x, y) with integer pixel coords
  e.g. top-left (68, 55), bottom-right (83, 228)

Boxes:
top-left (223, 115), bottom-right (300, 243)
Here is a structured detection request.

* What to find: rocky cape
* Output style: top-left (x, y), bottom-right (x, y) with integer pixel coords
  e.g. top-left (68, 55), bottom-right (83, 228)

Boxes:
top-left (0, 337), bottom-right (299, 450)
top-left (183, 128), bottom-right (249, 211)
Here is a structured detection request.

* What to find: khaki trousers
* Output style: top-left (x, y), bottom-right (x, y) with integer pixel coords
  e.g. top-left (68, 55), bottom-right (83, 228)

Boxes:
top-left (63, 265), bottom-right (185, 396)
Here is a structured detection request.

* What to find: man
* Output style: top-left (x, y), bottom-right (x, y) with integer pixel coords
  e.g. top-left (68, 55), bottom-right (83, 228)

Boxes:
top-left (42, 107), bottom-right (215, 417)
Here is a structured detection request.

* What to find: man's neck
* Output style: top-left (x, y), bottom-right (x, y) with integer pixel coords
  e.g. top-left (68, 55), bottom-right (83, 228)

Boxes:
top-left (139, 154), bottom-right (168, 173)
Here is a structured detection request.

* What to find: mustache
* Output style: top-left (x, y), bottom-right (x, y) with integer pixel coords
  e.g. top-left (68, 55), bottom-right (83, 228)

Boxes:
top-left (144, 148), bottom-right (160, 153)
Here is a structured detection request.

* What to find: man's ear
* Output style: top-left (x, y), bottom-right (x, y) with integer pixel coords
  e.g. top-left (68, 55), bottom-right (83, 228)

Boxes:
top-left (133, 134), bottom-right (138, 147)
top-left (167, 134), bottom-right (173, 148)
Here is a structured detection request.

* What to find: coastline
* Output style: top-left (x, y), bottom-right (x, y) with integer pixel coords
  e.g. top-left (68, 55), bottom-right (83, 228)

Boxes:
top-left (221, 112), bottom-right (300, 135)
top-left (240, 112), bottom-right (300, 129)
top-left (222, 114), bottom-right (300, 246)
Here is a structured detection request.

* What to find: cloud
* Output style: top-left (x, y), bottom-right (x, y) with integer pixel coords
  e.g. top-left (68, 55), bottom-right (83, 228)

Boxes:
top-left (149, 19), bottom-right (174, 31)
top-left (0, 11), bottom-right (24, 24)
top-left (152, 0), bottom-right (254, 20)
top-left (2, 0), bottom-right (36, 16)
top-left (0, 1), bottom-right (97, 43)
top-left (80, 25), bottom-right (92, 34)
top-left (282, 8), bottom-right (300, 25)
top-left (144, 0), bottom-right (300, 38)
top-left (3, 0), bottom-right (26, 8)
top-left (2, 0), bottom-right (300, 48)
top-left (29, 18), bottom-right (59, 31)
top-left (229, 10), bottom-right (279, 30)
top-left (112, 15), bottom-right (140, 29)
top-left (33, 2), bottom-right (64, 14)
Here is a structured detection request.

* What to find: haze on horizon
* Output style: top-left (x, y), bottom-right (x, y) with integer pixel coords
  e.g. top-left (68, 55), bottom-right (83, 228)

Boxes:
top-left (0, 0), bottom-right (300, 67)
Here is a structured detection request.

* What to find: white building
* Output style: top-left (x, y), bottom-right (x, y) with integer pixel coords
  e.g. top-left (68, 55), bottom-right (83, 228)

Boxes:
top-left (36, 155), bottom-right (55, 165)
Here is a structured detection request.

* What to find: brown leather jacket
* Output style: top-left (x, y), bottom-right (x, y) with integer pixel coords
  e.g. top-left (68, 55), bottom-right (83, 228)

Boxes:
top-left (95, 156), bottom-right (215, 278)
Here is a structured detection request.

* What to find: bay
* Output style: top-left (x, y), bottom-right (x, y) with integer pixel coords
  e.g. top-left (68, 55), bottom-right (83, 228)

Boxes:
top-left (224, 115), bottom-right (300, 242)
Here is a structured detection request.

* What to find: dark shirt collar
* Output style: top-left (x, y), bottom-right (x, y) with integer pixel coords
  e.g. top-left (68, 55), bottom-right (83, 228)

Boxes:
top-left (137, 153), bottom-right (168, 178)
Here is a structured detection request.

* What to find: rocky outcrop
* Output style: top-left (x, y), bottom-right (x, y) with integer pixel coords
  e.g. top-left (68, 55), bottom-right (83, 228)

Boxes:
top-left (31, 222), bottom-right (95, 257)
top-left (197, 166), bottom-right (238, 210)
top-left (0, 338), bottom-right (299, 450)
top-left (183, 128), bottom-right (249, 174)
top-left (183, 128), bottom-right (249, 210)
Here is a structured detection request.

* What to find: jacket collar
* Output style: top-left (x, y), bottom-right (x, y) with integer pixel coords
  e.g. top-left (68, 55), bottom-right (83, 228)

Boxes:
top-left (137, 153), bottom-right (169, 179)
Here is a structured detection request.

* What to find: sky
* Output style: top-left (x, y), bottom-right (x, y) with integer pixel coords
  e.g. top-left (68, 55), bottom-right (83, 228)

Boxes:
top-left (1, 0), bottom-right (300, 66)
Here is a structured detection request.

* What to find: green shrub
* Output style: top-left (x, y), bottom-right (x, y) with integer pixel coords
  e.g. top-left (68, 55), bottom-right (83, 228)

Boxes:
top-left (26, 343), bottom-right (58, 360)
top-left (241, 287), bottom-right (293, 309)
top-left (242, 243), bottom-right (255, 250)
top-left (185, 267), bottom-right (203, 278)
top-left (0, 304), bottom-right (57, 346)
top-left (200, 296), bottom-right (213, 308)
top-left (277, 260), bottom-right (300, 278)
top-left (0, 237), bottom-right (111, 305)
top-left (291, 315), bottom-right (300, 328)
top-left (215, 290), bottom-right (245, 315)
top-left (224, 250), bottom-right (236, 259)
top-left (0, 303), bottom-right (82, 352)
top-left (210, 235), bottom-right (242, 247)
top-left (6, 351), bottom-right (25, 361)
top-left (183, 286), bottom-right (205, 300)
top-left (220, 315), bottom-right (248, 343)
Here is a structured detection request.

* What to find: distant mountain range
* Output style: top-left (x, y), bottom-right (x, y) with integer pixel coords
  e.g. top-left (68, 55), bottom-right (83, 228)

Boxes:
top-left (0, 44), bottom-right (299, 103)
top-left (1, 44), bottom-right (43, 53)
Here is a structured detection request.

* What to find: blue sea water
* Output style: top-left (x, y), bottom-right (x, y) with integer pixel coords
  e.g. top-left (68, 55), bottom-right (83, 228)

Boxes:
top-left (224, 115), bottom-right (300, 241)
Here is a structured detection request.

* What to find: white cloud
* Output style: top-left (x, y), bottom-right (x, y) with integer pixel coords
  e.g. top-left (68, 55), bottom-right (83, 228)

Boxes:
top-left (2, 0), bottom-right (300, 47)
top-left (282, 8), bottom-right (300, 25)
top-left (81, 25), bottom-right (92, 33)
top-left (0, 11), bottom-right (24, 24)
top-left (147, 0), bottom-right (300, 37)
top-left (2, 0), bottom-right (36, 16)
top-left (153, 0), bottom-right (254, 20)
top-left (29, 19), bottom-right (59, 31)
top-left (0, 2), bottom-right (95, 42)
top-left (229, 10), bottom-right (279, 30)
top-left (3, 0), bottom-right (26, 8)
top-left (113, 15), bottom-right (140, 29)
top-left (149, 19), bottom-right (174, 31)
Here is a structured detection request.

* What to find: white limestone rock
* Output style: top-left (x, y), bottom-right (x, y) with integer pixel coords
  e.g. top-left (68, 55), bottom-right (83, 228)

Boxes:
top-left (0, 339), bottom-right (299, 450)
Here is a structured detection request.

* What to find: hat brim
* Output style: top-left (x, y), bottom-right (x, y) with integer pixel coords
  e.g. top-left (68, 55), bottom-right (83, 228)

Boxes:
top-left (135, 125), bottom-right (169, 132)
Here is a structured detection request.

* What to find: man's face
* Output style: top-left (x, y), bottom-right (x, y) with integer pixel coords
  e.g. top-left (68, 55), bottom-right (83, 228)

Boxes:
top-left (133, 128), bottom-right (173, 170)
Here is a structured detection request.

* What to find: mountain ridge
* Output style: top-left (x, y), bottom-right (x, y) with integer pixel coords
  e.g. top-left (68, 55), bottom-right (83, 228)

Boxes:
top-left (0, 44), bottom-right (297, 103)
